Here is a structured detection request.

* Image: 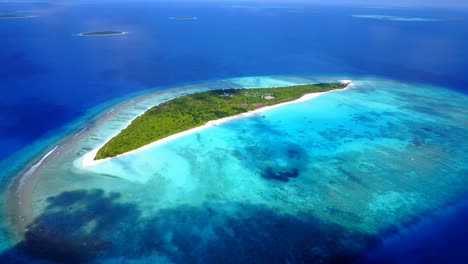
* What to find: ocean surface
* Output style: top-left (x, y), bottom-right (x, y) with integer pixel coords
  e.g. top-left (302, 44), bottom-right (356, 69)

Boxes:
top-left (1, 1), bottom-right (468, 263)
top-left (1, 1), bottom-right (468, 161)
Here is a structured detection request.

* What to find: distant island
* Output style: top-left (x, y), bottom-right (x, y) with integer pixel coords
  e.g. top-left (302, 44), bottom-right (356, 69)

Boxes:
top-left (169, 16), bottom-right (198, 20)
top-left (94, 82), bottom-right (350, 160)
top-left (0, 15), bottom-right (35, 19)
top-left (352, 15), bottom-right (440, 22)
top-left (79, 31), bottom-right (127, 36)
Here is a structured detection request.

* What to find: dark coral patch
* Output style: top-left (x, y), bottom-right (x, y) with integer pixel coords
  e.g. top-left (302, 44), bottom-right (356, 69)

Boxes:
top-left (262, 167), bottom-right (299, 182)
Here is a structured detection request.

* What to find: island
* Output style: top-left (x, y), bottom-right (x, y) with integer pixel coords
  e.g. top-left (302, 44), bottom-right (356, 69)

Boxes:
top-left (0, 15), bottom-right (35, 19)
top-left (352, 15), bottom-right (440, 22)
top-left (94, 81), bottom-right (350, 160)
top-left (79, 31), bottom-right (127, 36)
top-left (169, 16), bottom-right (198, 20)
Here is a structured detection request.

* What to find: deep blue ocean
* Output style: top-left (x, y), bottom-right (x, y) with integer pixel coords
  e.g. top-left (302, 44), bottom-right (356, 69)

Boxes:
top-left (1, 1), bottom-right (468, 160)
top-left (1, 1), bottom-right (468, 263)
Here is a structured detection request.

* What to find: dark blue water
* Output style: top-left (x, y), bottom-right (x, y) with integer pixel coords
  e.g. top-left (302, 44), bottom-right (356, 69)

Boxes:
top-left (1, 3), bottom-right (468, 263)
top-left (358, 197), bottom-right (468, 263)
top-left (1, 1), bottom-right (468, 161)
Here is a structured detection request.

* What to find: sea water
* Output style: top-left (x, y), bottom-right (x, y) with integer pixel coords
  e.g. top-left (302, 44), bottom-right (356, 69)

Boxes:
top-left (1, 76), bottom-right (467, 263)
top-left (1, 0), bottom-right (468, 262)
top-left (1, 1), bottom-right (468, 160)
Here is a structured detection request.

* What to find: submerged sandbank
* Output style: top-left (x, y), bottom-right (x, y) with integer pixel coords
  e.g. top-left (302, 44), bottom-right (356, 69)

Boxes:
top-left (81, 80), bottom-right (352, 167)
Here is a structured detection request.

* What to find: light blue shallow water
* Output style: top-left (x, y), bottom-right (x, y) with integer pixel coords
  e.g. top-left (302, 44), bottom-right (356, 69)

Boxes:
top-left (1, 76), bottom-right (467, 263)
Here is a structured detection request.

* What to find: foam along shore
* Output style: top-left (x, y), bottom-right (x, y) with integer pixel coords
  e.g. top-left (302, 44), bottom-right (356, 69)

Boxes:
top-left (81, 80), bottom-right (352, 167)
top-left (17, 146), bottom-right (59, 194)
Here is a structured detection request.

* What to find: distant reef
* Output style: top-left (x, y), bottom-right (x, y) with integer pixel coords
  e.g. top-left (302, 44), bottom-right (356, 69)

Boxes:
top-left (79, 31), bottom-right (127, 36)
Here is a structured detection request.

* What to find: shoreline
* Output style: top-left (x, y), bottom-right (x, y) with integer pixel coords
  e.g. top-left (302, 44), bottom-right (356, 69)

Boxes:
top-left (81, 80), bottom-right (352, 167)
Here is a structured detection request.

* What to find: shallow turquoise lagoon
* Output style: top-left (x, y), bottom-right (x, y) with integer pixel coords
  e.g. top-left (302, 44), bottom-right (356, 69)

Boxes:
top-left (1, 76), bottom-right (467, 263)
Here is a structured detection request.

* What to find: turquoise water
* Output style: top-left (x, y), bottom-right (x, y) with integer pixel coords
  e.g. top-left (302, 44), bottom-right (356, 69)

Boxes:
top-left (1, 76), bottom-right (468, 263)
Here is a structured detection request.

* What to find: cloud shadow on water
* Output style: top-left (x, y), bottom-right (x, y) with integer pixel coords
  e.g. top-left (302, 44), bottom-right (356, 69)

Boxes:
top-left (0, 188), bottom-right (377, 264)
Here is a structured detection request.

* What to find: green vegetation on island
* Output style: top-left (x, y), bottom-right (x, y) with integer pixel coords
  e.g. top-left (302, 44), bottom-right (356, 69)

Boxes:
top-left (95, 82), bottom-right (346, 160)
top-left (80, 31), bottom-right (125, 36)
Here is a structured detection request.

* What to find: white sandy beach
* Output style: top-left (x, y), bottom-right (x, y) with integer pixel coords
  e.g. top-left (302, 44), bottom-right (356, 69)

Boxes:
top-left (81, 80), bottom-right (352, 167)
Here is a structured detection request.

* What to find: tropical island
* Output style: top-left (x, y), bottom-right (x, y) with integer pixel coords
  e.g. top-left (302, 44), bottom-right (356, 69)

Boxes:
top-left (169, 16), bottom-right (198, 20)
top-left (0, 15), bottom-right (35, 19)
top-left (352, 15), bottom-right (440, 22)
top-left (79, 31), bottom-right (127, 36)
top-left (92, 81), bottom-right (350, 161)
